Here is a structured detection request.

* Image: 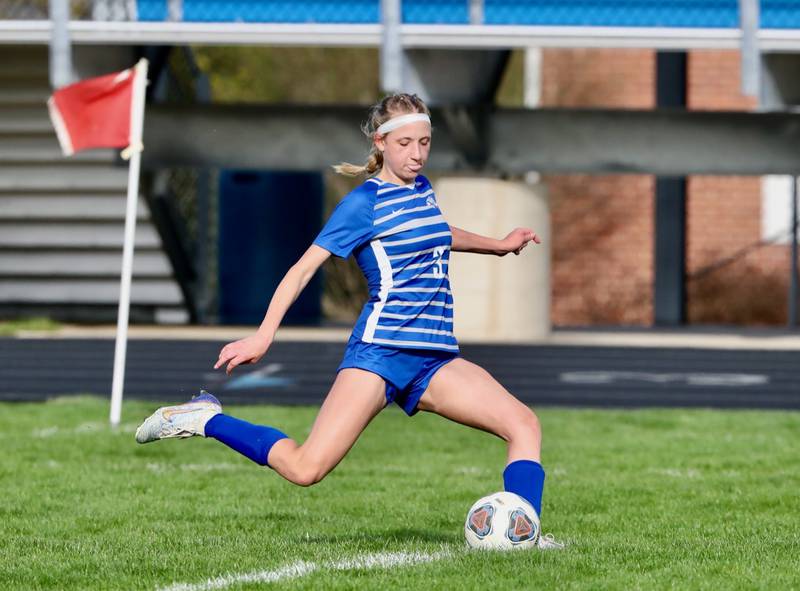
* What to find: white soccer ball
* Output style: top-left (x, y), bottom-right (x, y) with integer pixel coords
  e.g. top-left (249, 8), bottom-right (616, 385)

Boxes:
top-left (464, 491), bottom-right (540, 550)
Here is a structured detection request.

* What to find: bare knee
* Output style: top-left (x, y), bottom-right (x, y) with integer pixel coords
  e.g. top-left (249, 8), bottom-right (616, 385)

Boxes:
top-left (506, 405), bottom-right (541, 444)
top-left (284, 458), bottom-right (328, 487)
top-left (292, 470), bottom-right (324, 488)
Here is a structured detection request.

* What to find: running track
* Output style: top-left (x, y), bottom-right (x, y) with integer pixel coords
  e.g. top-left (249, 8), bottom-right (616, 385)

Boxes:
top-left (1, 337), bottom-right (798, 409)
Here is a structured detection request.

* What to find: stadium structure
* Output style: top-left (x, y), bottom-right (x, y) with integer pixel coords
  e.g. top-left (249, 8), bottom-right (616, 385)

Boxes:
top-left (1, 0), bottom-right (800, 337)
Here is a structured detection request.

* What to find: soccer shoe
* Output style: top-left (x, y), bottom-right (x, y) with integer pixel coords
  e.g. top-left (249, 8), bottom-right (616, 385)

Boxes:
top-left (537, 533), bottom-right (566, 550)
top-left (135, 391), bottom-right (222, 444)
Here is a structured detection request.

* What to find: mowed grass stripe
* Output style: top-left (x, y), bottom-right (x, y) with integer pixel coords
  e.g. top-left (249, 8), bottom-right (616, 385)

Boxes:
top-left (0, 397), bottom-right (799, 590)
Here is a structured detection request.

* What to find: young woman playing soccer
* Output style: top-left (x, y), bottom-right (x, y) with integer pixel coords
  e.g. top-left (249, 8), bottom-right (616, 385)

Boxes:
top-left (136, 93), bottom-right (563, 549)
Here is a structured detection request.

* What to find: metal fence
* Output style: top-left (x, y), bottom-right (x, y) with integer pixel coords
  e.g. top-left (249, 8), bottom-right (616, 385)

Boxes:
top-left (145, 46), bottom-right (218, 323)
top-left (3, 1), bottom-right (800, 28)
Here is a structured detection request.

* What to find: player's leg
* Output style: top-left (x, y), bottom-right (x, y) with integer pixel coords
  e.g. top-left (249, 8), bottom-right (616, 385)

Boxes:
top-left (266, 368), bottom-right (386, 486)
top-left (136, 368), bottom-right (386, 487)
top-left (416, 358), bottom-right (564, 548)
top-left (415, 358), bottom-right (545, 513)
top-left (417, 358), bottom-right (541, 462)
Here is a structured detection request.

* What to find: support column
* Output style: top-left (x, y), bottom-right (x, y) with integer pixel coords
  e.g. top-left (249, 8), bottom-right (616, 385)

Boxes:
top-left (436, 178), bottom-right (550, 341)
top-left (654, 176), bottom-right (687, 325)
top-left (654, 52), bottom-right (687, 325)
top-left (790, 176), bottom-right (798, 326)
top-left (380, 0), bottom-right (403, 93)
top-left (49, 0), bottom-right (73, 89)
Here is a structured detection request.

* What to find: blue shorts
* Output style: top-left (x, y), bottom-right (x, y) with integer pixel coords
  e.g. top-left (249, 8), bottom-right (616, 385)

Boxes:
top-left (337, 335), bottom-right (459, 416)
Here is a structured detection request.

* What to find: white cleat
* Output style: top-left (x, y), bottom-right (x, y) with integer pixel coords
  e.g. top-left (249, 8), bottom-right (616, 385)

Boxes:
top-left (135, 391), bottom-right (222, 444)
top-left (537, 533), bottom-right (566, 550)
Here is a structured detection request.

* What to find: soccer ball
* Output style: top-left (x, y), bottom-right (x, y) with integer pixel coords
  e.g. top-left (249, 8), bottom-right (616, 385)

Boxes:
top-left (464, 491), bottom-right (540, 550)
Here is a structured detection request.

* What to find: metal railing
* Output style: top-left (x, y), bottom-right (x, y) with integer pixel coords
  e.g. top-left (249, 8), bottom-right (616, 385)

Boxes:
top-left (3, 1), bottom-right (800, 28)
top-left (4, 1), bottom-right (800, 54)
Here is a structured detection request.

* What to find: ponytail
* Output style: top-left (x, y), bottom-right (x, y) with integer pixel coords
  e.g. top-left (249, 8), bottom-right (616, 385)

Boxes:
top-left (332, 147), bottom-right (383, 177)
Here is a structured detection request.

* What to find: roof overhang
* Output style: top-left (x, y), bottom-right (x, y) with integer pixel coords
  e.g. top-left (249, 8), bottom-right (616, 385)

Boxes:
top-left (141, 104), bottom-right (800, 176)
top-left (3, 20), bottom-right (800, 52)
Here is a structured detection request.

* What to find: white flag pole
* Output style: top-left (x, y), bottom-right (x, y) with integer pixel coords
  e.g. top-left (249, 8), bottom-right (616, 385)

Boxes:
top-left (110, 58), bottom-right (148, 427)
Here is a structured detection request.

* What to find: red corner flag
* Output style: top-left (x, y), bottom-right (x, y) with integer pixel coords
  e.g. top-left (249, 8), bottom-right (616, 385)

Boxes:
top-left (45, 59), bottom-right (150, 427)
top-left (47, 59), bottom-right (147, 158)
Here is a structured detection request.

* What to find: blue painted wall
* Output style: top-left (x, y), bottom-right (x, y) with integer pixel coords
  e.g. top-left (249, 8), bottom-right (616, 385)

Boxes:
top-left (218, 171), bottom-right (323, 326)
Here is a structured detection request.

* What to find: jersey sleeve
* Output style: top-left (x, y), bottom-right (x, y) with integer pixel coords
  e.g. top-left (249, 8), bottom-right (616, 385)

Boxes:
top-left (313, 191), bottom-right (375, 259)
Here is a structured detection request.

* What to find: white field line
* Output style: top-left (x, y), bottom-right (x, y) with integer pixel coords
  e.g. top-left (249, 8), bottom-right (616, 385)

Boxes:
top-left (649, 467), bottom-right (701, 479)
top-left (30, 421), bottom-right (138, 438)
top-left (158, 549), bottom-right (452, 591)
top-left (31, 426), bottom-right (60, 438)
top-left (145, 462), bottom-right (242, 474)
top-left (160, 561), bottom-right (316, 591)
top-left (454, 466), bottom-right (491, 476)
top-left (328, 550), bottom-right (449, 571)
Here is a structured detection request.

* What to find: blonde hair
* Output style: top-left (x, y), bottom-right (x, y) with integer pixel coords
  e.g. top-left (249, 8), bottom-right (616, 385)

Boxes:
top-left (333, 93), bottom-right (431, 177)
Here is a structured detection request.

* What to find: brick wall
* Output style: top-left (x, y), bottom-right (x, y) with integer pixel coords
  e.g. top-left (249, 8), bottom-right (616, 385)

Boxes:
top-left (687, 50), bottom-right (756, 111)
top-left (686, 51), bottom-right (788, 324)
top-left (687, 175), bottom-right (789, 324)
top-left (542, 49), bottom-right (656, 325)
top-left (543, 48), bottom-right (788, 326)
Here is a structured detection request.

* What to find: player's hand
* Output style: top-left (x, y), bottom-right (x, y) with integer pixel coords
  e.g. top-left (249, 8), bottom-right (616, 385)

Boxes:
top-left (214, 334), bottom-right (271, 375)
top-left (500, 227), bottom-right (541, 256)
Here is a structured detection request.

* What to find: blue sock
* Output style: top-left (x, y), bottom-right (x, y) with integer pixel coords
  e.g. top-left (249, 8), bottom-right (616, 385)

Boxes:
top-left (204, 414), bottom-right (288, 467)
top-left (503, 459), bottom-right (545, 516)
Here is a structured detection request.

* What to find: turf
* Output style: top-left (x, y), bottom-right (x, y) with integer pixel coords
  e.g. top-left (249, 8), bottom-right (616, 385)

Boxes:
top-left (0, 317), bottom-right (61, 336)
top-left (1, 397), bottom-right (798, 590)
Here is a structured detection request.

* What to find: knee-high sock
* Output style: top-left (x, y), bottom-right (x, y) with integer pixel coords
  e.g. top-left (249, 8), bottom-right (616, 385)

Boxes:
top-left (204, 414), bottom-right (288, 467)
top-left (503, 459), bottom-right (545, 516)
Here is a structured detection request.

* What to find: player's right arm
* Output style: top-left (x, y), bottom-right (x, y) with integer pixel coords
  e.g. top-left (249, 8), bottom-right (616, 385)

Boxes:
top-left (214, 244), bottom-right (331, 375)
top-left (216, 188), bottom-right (374, 375)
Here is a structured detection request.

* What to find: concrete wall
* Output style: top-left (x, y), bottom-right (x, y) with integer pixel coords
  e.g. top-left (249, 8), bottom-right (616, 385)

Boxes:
top-left (436, 177), bottom-right (550, 342)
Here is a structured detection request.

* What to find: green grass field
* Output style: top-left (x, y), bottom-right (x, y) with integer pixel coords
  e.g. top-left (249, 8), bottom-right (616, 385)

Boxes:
top-left (2, 397), bottom-right (799, 590)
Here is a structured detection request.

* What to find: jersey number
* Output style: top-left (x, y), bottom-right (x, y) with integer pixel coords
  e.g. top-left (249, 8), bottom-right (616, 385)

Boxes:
top-left (432, 246), bottom-right (446, 278)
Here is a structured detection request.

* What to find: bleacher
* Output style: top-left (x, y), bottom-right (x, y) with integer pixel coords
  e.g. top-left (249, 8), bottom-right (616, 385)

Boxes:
top-left (0, 45), bottom-right (186, 324)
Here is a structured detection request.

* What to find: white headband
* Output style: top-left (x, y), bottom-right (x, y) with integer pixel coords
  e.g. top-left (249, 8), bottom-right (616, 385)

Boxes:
top-left (376, 113), bottom-right (431, 136)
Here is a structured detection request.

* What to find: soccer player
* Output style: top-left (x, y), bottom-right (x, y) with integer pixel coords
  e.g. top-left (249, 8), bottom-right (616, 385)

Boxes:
top-left (136, 93), bottom-right (563, 549)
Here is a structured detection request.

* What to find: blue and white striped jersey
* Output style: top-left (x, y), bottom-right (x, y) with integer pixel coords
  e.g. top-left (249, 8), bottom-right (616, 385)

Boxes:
top-left (313, 175), bottom-right (458, 353)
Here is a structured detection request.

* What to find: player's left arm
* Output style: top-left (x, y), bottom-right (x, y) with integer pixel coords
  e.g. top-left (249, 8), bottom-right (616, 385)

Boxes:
top-left (449, 225), bottom-right (541, 257)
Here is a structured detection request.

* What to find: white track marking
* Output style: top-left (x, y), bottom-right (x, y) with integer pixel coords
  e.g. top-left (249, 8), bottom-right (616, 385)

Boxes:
top-left (158, 549), bottom-right (452, 591)
top-left (559, 370), bottom-right (768, 387)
